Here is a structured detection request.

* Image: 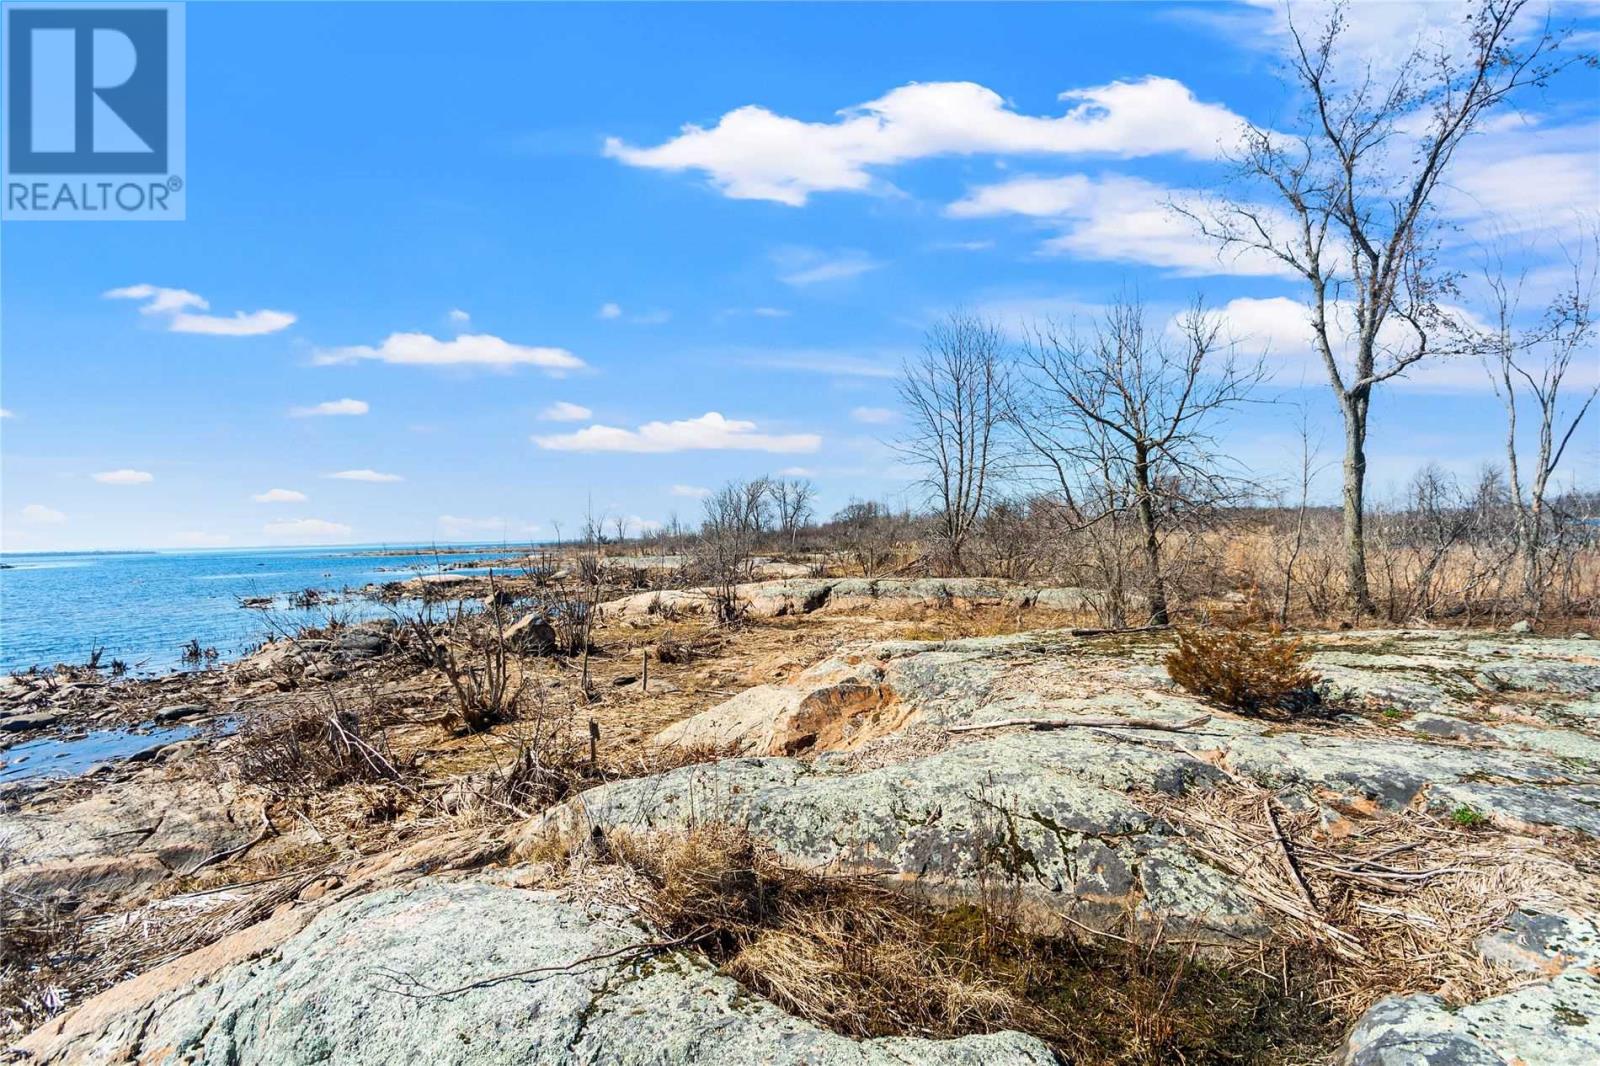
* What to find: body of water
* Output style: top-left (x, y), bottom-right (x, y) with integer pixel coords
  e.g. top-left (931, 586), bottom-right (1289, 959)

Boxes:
top-left (0, 545), bottom-right (524, 675)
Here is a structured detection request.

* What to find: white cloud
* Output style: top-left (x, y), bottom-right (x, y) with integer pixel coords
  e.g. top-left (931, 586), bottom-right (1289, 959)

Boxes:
top-left (851, 406), bottom-right (897, 425)
top-left (313, 332), bottom-right (584, 372)
top-left (448, 308), bottom-right (471, 325)
top-left (949, 172), bottom-right (1293, 277)
top-left (21, 503), bottom-right (65, 524)
top-left (290, 398), bottom-right (369, 417)
top-left (263, 518), bottom-right (352, 541)
top-left (92, 468), bottom-right (154, 485)
top-left (751, 307), bottom-right (791, 318)
top-left (252, 488), bottom-right (308, 503)
top-left (776, 466), bottom-right (815, 478)
top-left (598, 302), bottom-right (670, 324)
top-left (606, 77), bottom-right (1245, 205)
top-left (104, 284), bottom-right (296, 336)
top-left (1444, 122), bottom-right (1600, 237)
top-left (774, 247), bottom-right (882, 286)
top-left (325, 469), bottom-right (403, 482)
top-left (670, 483), bottom-right (713, 498)
top-left (0, 408), bottom-right (13, 418)
top-left (1194, 296), bottom-right (1513, 392)
top-left (598, 302), bottom-right (623, 319)
top-left (533, 411), bottom-right (821, 454)
top-left (540, 401), bottom-right (593, 421)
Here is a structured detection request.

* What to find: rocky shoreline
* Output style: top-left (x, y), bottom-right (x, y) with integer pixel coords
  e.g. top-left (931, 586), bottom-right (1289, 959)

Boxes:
top-left (4, 581), bottom-right (1598, 1063)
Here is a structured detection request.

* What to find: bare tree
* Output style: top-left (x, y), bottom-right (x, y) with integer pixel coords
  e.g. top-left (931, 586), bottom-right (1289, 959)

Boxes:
top-left (767, 477), bottom-right (815, 551)
top-left (1479, 230), bottom-right (1598, 616)
top-left (696, 478), bottom-right (769, 622)
top-left (1184, 0), bottom-right (1575, 613)
top-left (1010, 298), bottom-right (1263, 626)
top-left (832, 499), bottom-right (904, 577)
top-left (898, 312), bottom-right (1007, 574)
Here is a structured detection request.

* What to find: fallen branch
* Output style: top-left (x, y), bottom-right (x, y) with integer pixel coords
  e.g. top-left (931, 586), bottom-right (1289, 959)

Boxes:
top-left (947, 712), bottom-right (1211, 734)
top-left (1263, 796), bottom-right (1319, 911)
top-left (378, 931), bottom-right (701, 999)
top-left (182, 808), bottom-right (274, 876)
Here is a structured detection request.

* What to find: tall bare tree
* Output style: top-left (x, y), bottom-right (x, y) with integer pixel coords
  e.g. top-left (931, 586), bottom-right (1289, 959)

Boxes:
top-left (1010, 298), bottom-right (1262, 626)
top-left (1185, 0), bottom-right (1574, 613)
top-left (1479, 231), bottom-right (1598, 616)
top-left (898, 312), bottom-right (1006, 574)
top-left (767, 477), bottom-right (816, 551)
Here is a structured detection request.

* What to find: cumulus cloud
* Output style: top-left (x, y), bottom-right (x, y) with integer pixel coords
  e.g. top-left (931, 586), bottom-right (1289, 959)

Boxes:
top-left (252, 488), bottom-right (308, 503)
top-left (264, 518), bottom-right (352, 540)
top-left (324, 469), bottom-right (403, 482)
top-left (670, 484), bottom-right (713, 498)
top-left (1443, 121), bottom-right (1600, 238)
top-left (92, 468), bottom-right (154, 485)
top-left (313, 332), bottom-right (584, 372)
top-left (104, 284), bottom-right (296, 336)
top-left (850, 406), bottom-right (897, 425)
top-left (533, 411), bottom-right (821, 454)
top-left (1191, 297), bottom-right (1510, 392)
top-left (598, 302), bottom-right (623, 320)
top-left (949, 173), bottom-right (1294, 277)
top-left (21, 503), bottom-right (65, 524)
top-left (0, 408), bottom-right (13, 418)
top-left (290, 398), bottom-right (369, 417)
top-left (540, 401), bottom-right (593, 421)
top-left (606, 77), bottom-right (1245, 205)
top-left (774, 247), bottom-right (882, 286)
top-left (448, 308), bottom-right (471, 325)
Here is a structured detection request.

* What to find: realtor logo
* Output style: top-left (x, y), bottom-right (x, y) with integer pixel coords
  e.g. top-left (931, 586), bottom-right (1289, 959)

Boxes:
top-left (3, 2), bottom-right (185, 220)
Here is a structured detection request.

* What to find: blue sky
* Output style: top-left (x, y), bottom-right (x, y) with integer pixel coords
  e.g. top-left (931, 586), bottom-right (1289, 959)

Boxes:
top-left (3, 0), bottom-right (1597, 552)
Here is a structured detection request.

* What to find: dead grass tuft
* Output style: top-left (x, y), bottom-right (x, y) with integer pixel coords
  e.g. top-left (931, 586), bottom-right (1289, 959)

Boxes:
top-left (1142, 784), bottom-right (1592, 1016)
top-left (1166, 627), bottom-right (1321, 717)
top-left (592, 824), bottom-right (1331, 1063)
top-left (232, 702), bottom-right (406, 798)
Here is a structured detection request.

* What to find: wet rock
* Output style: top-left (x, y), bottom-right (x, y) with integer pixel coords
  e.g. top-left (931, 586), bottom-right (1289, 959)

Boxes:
top-left (1, 709), bottom-right (61, 732)
top-left (153, 703), bottom-right (207, 723)
top-left (17, 871), bottom-right (1056, 1066)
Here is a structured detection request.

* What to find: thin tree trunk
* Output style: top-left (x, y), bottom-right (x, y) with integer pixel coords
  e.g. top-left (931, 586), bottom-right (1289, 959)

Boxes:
top-left (1341, 393), bottom-right (1373, 615)
top-left (1133, 453), bottom-right (1169, 626)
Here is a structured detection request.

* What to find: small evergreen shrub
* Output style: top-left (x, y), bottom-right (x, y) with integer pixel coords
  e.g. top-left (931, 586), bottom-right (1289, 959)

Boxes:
top-left (1165, 628), bottom-right (1320, 717)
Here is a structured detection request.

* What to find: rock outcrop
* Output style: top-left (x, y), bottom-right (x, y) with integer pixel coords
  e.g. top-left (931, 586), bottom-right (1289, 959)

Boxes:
top-left (600, 577), bottom-right (1118, 623)
top-left (18, 867), bottom-right (1055, 1065)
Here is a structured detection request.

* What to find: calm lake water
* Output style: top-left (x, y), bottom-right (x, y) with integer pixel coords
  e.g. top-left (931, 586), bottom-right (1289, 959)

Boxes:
top-left (0, 545), bottom-right (523, 675)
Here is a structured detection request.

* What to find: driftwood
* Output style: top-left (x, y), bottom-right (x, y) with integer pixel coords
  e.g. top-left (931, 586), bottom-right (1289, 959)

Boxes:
top-left (947, 712), bottom-right (1211, 734)
top-left (1067, 624), bottom-right (1173, 637)
top-left (183, 808), bottom-right (275, 876)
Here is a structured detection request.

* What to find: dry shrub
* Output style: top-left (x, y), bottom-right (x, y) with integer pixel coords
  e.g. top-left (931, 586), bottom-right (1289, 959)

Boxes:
top-left (1142, 784), bottom-right (1592, 1018)
top-left (1166, 627), bottom-right (1321, 717)
top-left (232, 703), bottom-right (404, 797)
top-left (0, 890), bottom-right (84, 1038)
top-left (602, 825), bottom-right (1328, 1063)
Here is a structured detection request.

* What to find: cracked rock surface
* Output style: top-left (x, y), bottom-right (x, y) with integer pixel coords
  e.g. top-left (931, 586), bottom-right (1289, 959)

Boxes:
top-left (18, 871), bottom-right (1055, 1066)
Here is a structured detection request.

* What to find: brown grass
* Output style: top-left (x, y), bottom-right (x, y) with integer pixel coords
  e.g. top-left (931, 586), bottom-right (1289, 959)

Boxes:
top-left (1142, 784), bottom-right (1597, 1017)
top-left (1166, 627), bottom-right (1321, 717)
top-left (593, 824), bottom-right (1332, 1064)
